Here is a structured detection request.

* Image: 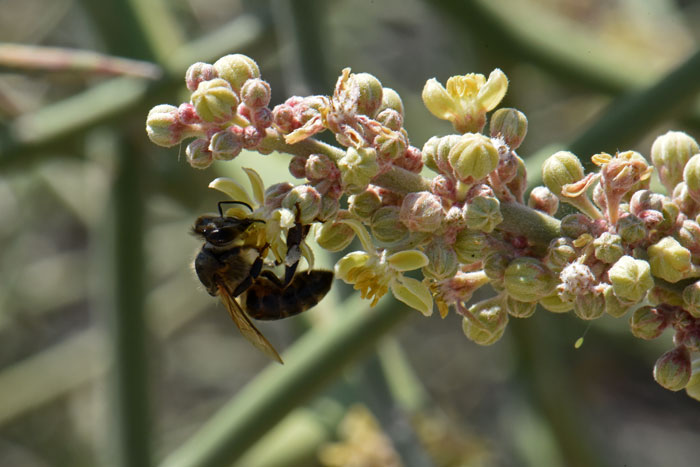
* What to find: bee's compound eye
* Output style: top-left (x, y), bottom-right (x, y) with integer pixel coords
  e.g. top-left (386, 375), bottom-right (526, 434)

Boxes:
top-left (207, 228), bottom-right (237, 246)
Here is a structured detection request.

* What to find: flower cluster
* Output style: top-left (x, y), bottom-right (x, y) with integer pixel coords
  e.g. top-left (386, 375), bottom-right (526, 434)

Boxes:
top-left (147, 53), bottom-right (700, 396)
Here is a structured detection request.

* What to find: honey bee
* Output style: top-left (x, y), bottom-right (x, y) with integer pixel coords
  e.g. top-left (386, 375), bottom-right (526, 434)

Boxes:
top-left (192, 201), bottom-right (333, 363)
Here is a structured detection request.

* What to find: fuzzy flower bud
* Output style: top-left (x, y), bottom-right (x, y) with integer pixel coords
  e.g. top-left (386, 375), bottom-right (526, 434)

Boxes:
top-left (560, 213), bottom-right (594, 239)
top-left (316, 214), bottom-right (356, 252)
top-left (371, 206), bottom-right (409, 245)
top-left (400, 191), bottom-right (445, 232)
top-left (630, 306), bottom-right (668, 340)
top-left (539, 292), bottom-right (574, 313)
top-left (191, 78), bottom-right (239, 122)
top-left (185, 138), bottom-right (213, 169)
top-left (558, 262), bottom-right (596, 302)
top-left (338, 147), bottom-right (379, 194)
top-left (264, 182), bottom-right (294, 211)
top-left (240, 78), bottom-right (272, 109)
top-left (209, 127), bottom-right (244, 161)
top-left (528, 186), bottom-right (559, 215)
top-left (682, 281), bottom-right (700, 318)
top-left (505, 296), bottom-right (537, 318)
top-left (574, 292), bottom-right (606, 320)
top-left (608, 255), bottom-right (654, 302)
top-left (616, 213), bottom-right (647, 244)
top-left (349, 72), bottom-right (384, 117)
top-left (647, 236), bottom-right (692, 283)
top-left (305, 154), bottom-right (337, 180)
top-left (463, 196), bottom-right (502, 233)
top-left (593, 232), bottom-right (624, 264)
top-left (213, 54), bottom-right (260, 94)
top-left (378, 87), bottom-right (404, 116)
top-left (653, 346), bottom-right (691, 391)
top-left (349, 189), bottom-right (381, 219)
top-left (504, 257), bottom-right (557, 303)
top-left (679, 220), bottom-right (700, 256)
top-left (374, 130), bottom-right (407, 161)
top-left (185, 62), bottom-right (217, 92)
top-left (453, 229), bottom-right (489, 264)
top-left (422, 239), bottom-right (459, 280)
top-left (448, 133), bottom-right (499, 182)
top-left (542, 150), bottom-right (584, 197)
top-left (489, 108), bottom-right (528, 149)
top-left (376, 108), bottom-right (403, 131)
top-left (651, 131), bottom-right (699, 194)
top-left (462, 299), bottom-right (508, 345)
top-left (684, 153), bottom-right (700, 204)
top-left (544, 237), bottom-right (576, 272)
top-left (602, 285), bottom-right (633, 318)
top-left (282, 185), bottom-right (322, 224)
top-left (146, 104), bottom-right (193, 147)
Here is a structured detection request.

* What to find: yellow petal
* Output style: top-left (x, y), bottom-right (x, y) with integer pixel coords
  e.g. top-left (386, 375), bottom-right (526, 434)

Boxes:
top-left (208, 177), bottom-right (253, 206)
top-left (391, 277), bottom-right (434, 316)
top-left (421, 78), bottom-right (455, 120)
top-left (335, 252), bottom-right (371, 281)
top-left (241, 167), bottom-right (265, 206)
top-left (386, 250), bottom-right (429, 271)
top-left (300, 240), bottom-right (315, 271)
top-left (477, 69), bottom-right (508, 111)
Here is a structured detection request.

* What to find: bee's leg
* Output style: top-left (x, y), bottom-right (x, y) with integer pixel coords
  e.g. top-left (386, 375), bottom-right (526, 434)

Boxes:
top-left (283, 203), bottom-right (311, 286)
top-left (259, 270), bottom-right (286, 288)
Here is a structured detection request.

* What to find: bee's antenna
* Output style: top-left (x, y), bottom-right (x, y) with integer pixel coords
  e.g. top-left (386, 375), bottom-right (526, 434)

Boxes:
top-left (218, 200), bottom-right (254, 217)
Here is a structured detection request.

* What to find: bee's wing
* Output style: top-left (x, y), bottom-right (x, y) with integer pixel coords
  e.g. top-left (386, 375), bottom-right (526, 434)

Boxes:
top-left (217, 283), bottom-right (284, 364)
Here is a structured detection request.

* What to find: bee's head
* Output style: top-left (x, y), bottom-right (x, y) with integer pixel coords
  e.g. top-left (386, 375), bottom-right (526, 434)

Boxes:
top-left (192, 201), bottom-right (264, 247)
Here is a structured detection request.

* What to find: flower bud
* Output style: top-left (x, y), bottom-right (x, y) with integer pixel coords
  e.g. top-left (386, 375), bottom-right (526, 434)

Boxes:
top-left (338, 147), bottom-right (379, 194)
top-left (349, 189), bottom-right (381, 219)
top-left (374, 130), bottom-right (407, 161)
top-left (630, 306), bottom-right (667, 340)
top-left (430, 174), bottom-right (456, 201)
top-left (593, 232), bottom-right (624, 264)
top-left (422, 135), bottom-right (460, 174)
top-left (400, 191), bottom-right (445, 232)
top-left (371, 206), bottom-right (409, 245)
top-left (378, 87), bottom-right (404, 116)
top-left (528, 186), bottom-right (559, 215)
top-left (191, 78), bottom-right (239, 122)
top-left (560, 213), bottom-right (594, 238)
top-left (209, 127), bottom-right (244, 161)
top-left (463, 196), bottom-right (502, 233)
top-left (185, 62), bottom-right (217, 92)
top-left (682, 281), bottom-right (700, 318)
top-left (558, 262), bottom-right (596, 302)
top-left (305, 154), bottom-right (336, 180)
top-left (505, 153), bottom-right (528, 203)
top-left (672, 182), bottom-right (699, 216)
top-left (683, 153), bottom-right (700, 204)
top-left (316, 217), bottom-right (355, 251)
top-left (448, 133), bottom-right (499, 182)
top-left (616, 213), bottom-right (647, 244)
top-left (146, 104), bottom-right (190, 147)
top-left (651, 131), bottom-right (699, 193)
top-left (376, 108), bottom-right (403, 131)
top-left (282, 185), bottom-right (322, 224)
top-left (454, 229), bottom-right (489, 264)
top-left (573, 292), bottom-right (605, 320)
top-left (350, 72), bottom-right (383, 117)
top-left (240, 78), bottom-right (271, 109)
top-left (422, 239), bottom-right (459, 280)
top-left (213, 54), bottom-right (260, 94)
top-left (505, 296), bottom-right (536, 318)
top-left (264, 182), bottom-right (294, 211)
top-left (318, 196), bottom-right (340, 222)
top-left (653, 346), bottom-right (691, 391)
top-left (539, 292), bottom-right (574, 313)
top-left (542, 150), bottom-right (585, 199)
top-left (679, 220), bottom-right (700, 257)
top-left (489, 108), bottom-right (528, 149)
top-left (504, 257), bottom-right (557, 303)
top-left (647, 236), bottom-right (692, 283)
top-left (185, 138), bottom-right (213, 169)
top-left (544, 237), bottom-right (576, 272)
top-left (602, 285), bottom-right (633, 318)
top-left (462, 299), bottom-right (508, 345)
top-left (608, 255), bottom-right (654, 302)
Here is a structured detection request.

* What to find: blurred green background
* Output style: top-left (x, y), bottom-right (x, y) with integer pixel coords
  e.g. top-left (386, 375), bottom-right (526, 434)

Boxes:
top-left (2, 0), bottom-right (700, 466)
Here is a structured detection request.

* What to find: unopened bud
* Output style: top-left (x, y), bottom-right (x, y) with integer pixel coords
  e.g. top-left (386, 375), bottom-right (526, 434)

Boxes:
top-left (542, 151), bottom-right (584, 197)
top-left (185, 62), bottom-right (217, 92)
top-left (338, 147), bottom-right (379, 194)
top-left (422, 135), bottom-right (460, 174)
top-left (376, 108), bottom-right (403, 131)
top-left (616, 213), bottom-right (647, 244)
top-left (264, 182), bottom-right (294, 211)
top-left (505, 153), bottom-right (528, 202)
top-left (422, 239), bottom-right (459, 280)
top-left (560, 213), bottom-right (594, 238)
top-left (288, 156), bottom-right (307, 179)
top-left (191, 78), bottom-right (239, 122)
top-left (462, 299), bottom-right (508, 345)
top-left (209, 127), bottom-right (244, 160)
top-left (505, 296), bottom-right (536, 318)
top-left (282, 185), bottom-right (322, 224)
top-left (630, 306), bottom-right (667, 340)
top-left (602, 285), bottom-right (633, 318)
top-left (647, 236), bottom-right (692, 283)
top-left (528, 186), bottom-right (559, 215)
top-left (682, 281), bottom-right (700, 318)
top-left (371, 206), bottom-right (409, 245)
top-left (463, 196), bottom-right (502, 233)
top-left (316, 215), bottom-right (355, 251)
top-left (504, 257), bottom-right (557, 303)
top-left (544, 237), bottom-right (576, 272)
top-left (374, 130), bottom-right (407, 161)
top-left (305, 154), bottom-right (336, 180)
top-left (213, 54), bottom-right (260, 94)
top-left (539, 292), bottom-right (574, 313)
top-left (608, 255), bottom-right (654, 302)
top-left (349, 72), bottom-right (383, 117)
top-left (349, 189), bottom-right (381, 219)
top-left (378, 87), bottom-right (404, 116)
top-left (240, 78), bottom-right (272, 109)
top-left (146, 104), bottom-right (191, 147)
top-left (454, 229), bottom-right (489, 264)
top-left (489, 107), bottom-right (528, 149)
top-left (651, 131), bottom-right (699, 193)
top-left (672, 182), bottom-right (699, 216)
top-left (683, 153), bottom-right (700, 204)
top-left (573, 292), bottom-right (605, 320)
top-left (430, 174), bottom-right (456, 200)
top-left (400, 191), bottom-right (445, 232)
top-left (653, 346), bottom-right (691, 391)
top-left (448, 133), bottom-right (499, 182)
top-left (318, 196), bottom-right (340, 222)
top-left (185, 138), bottom-right (213, 169)
top-left (593, 232), bottom-right (624, 264)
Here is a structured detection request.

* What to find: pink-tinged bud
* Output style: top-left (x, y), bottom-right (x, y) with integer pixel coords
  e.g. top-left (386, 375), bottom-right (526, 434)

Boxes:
top-left (672, 182), bottom-right (699, 216)
top-left (338, 147), bottom-right (379, 194)
top-left (448, 133), bottom-right (499, 182)
top-left (682, 281), bottom-right (700, 318)
top-left (504, 257), bottom-right (557, 303)
top-left (505, 296), bottom-right (536, 318)
top-left (630, 306), bottom-right (667, 340)
top-left (544, 237), bottom-right (576, 272)
top-left (505, 153), bottom-right (527, 203)
top-left (651, 131), bottom-right (699, 194)
top-left (653, 346), bottom-right (691, 391)
top-left (454, 229), bottom-right (489, 264)
top-left (616, 213), bottom-right (647, 244)
top-left (264, 182), bottom-right (294, 211)
top-left (315, 212), bottom-right (356, 252)
top-left (647, 236), bottom-right (692, 283)
top-left (349, 189), bottom-right (381, 219)
top-left (489, 107), bottom-right (528, 149)
top-left (560, 213), bottom-right (594, 238)
top-left (272, 102), bottom-right (297, 134)
top-left (288, 156), bottom-right (307, 179)
top-left (250, 107), bottom-right (273, 129)
top-left (191, 78), bottom-right (239, 122)
top-left (376, 108), bottom-right (403, 131)
top-left (679, 220), bottom-right (700, 255)
top-left (185, 138), bottom-right (213, 169)
top-left (178, 103), bottom-right (201, 125)
top-left (146, 104), bottom-right (192, 147)
top-left (593, 232), bottom-right (624, 264)
top-left (241, 78), bottom-right (271, 109)
top-left (209, 127), bottom-right (244, 161)
top-left (684, 153), bottom-right (700, 204)
top-left (349, 72), bottom-right (384, 117)
top-left (462, 299), bottom-right (509, 345)
top-left (495, 149), bottom-right (519, 184)
top-left (371, 206), bottom-right (409, 245)
top-left (374, 130), bottom-right (407, 161)
top-left (430, 174), bottom-right (456, 201)
top-left (400, 191), bottom-right (445, 232)
top-left (305, 153), bottom-right (337, 181)
top-left (213, 54), bottom-right (260, 94)
top-left (242, 125), bottom-right (264, 149)
top-left (282, 185), bottom-right (322, 224)
top-left (629, 189), bottom-right (664, 215)
top-left (423, 239), bottom-right (459, 280)
top-left (528, 186), bottom-right (559, 215)
top-left (557, 262), bottom-right (596, 302)
top-left (463, 196), bottom-right (502, 233)
top-left (609, 256), bottom-right (653, 302)
top-left (392, 145), bottom-right (423, 173)
top-left (185, 62), bottom-right (217, 92)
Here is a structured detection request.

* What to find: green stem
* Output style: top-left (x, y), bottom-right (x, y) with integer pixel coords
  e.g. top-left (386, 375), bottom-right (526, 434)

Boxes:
top-left (158, 297), bottom-right (410, 467)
